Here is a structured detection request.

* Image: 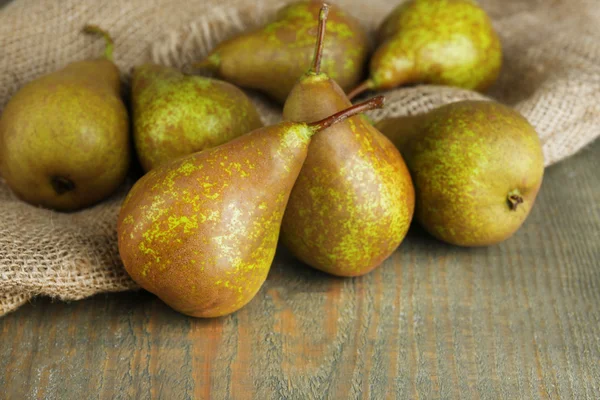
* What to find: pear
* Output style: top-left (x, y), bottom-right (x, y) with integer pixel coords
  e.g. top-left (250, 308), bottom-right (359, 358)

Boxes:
top-left (117, 96), bottom-right (385, 318)
top-left (131, 63), bottom-right (263, 172)
top-left (194, 1), bottom-right (369, 103)
top-left (0, 26), bottom-right (130, 211)
top-left (281, 5), bottom-right (415, 277)
top-left (348, 0), bottom-right (502, 99)
top-left (376, 100), bottom-right (544, 246)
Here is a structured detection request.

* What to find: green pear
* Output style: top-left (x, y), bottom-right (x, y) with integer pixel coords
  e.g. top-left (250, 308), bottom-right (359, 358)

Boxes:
top-left (0, 26), bottom-right (130, 211)
top-left (348, 0), bottom-right (502, 99)
top-left (118, 96), bottom-right (385, 318)
top-left (194, 1), bottom-right (369, 103)
top-left (281, 4), bottom-right (415, 277)
top-left (376, 100), bottom-right (544, 246)
top-left (132, 63), bottom-right (263, 172)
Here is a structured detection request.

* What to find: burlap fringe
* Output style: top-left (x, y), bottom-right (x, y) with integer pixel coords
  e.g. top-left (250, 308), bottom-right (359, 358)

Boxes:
top-left (0, 0), bottom-right (598, 316)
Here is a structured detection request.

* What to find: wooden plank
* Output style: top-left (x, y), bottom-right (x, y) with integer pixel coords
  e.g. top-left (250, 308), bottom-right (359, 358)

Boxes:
top-left (1, 139), bottom-right (599, 399)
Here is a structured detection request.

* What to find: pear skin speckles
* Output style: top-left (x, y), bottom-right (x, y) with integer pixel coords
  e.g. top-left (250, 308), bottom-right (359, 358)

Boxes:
top-left (396, 100), bottom-right (544, 246)
top-left (0, 57), bottom-right (130, 211)
top-left (282, 77), bottom-right (415, 277)
top-left (117, 122), bottom-right (312, 318)
top-left (370, 0), bottom-right (502, 91)
top-left (282, 116), bottom-right (415, 276)
top-left (132, 63), bottom-right (262, 172)
top-left (200, 1), bottom-right (369, 103)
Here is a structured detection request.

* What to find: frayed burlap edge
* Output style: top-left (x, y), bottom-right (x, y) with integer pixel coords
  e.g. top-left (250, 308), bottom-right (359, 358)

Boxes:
top-left (1, 0), bottom-right (599, 316)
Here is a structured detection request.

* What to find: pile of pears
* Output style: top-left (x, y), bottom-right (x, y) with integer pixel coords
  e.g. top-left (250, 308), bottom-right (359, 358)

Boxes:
top-left (0, 1), bottom-right (544, 318)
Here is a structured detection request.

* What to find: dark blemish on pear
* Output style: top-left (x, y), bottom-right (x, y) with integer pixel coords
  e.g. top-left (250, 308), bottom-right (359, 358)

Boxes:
top-left (51, 176), bottom-right (76, 195)
top-left (508, 190), bottom-right (524, 211)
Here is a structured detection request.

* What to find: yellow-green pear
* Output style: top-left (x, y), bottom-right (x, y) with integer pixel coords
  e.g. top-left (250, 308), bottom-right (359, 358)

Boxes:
top-left (132, 63), bottom-right (263, 172)
top-left (348, 0), bottom-right (502, 99)
top-left (194, 1), bottom-right (369, 103)
top-left (377, 100), bottom-right (544, 246)
top-left (0, 26), bottom-right (130, 211)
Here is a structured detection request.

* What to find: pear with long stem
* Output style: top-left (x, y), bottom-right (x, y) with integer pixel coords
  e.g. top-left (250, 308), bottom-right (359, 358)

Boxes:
top-left (118, 96), bottom-right (385, 318)
top-left (281, 4), bottom-right (415, 277)
top-left (193, 1), bottom-right (369, 104)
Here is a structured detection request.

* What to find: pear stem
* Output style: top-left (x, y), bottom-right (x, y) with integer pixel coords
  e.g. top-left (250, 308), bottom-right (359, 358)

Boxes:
top-left (347, 80), bottom-right (373, 100)
top-left (192, 54), bottom-right (221, 72)
top-left (309, 95), bottom-right (385, 133)
top-left (83, 25), bottom-right (114, 61)
top-left (310, 3), bottom-right (330, 74)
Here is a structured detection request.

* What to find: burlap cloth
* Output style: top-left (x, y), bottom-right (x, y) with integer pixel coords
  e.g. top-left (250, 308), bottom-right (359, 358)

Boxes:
top-left (0, 0), bottom-right (599, 316)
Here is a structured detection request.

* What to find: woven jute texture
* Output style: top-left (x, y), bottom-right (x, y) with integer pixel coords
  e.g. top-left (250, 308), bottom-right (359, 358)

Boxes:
top-left (1, 0), bottom-right (599, 316)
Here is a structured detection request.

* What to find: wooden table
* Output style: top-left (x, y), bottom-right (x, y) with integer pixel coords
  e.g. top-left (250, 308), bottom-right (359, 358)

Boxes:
top-left (1, 139), bottom-right (599, 399)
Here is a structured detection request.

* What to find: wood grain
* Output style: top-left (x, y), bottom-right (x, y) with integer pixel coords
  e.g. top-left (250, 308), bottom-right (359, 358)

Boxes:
top-left (1, 139), bottom-right (599, 399)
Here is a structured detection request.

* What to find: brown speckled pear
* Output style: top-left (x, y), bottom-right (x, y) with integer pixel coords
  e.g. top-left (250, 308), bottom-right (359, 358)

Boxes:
top-left (194, 1), bottom-right (369, 103)
top-left (117, 96), bottom-right (385, 318)
top-left (376, 100), bottom-right (544, 246)
top-left (0, 26), bottom-right (130, 211)
top-left (132, 63), bottom-right (263, 172)
top-left (348, 0), bottom-right (502, 99)
top-left (281, 5), bottom-right (415, 277)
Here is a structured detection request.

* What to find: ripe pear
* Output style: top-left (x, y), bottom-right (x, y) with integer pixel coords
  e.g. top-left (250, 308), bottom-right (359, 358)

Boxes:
top-left (376, 100), bottom-right (544, 246)
top-left (348, 0), bottom-right (502, 99)
top-left (117, 96), bottom-right (385, 318)
top-left (0, 26), bottom-right (130, 211)
top-left (281, 5), bottom-right (415, 277)
top-left (132, 63), bottom-right (263, 172)
top-left (194, 1), bottom-right (369, 103)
